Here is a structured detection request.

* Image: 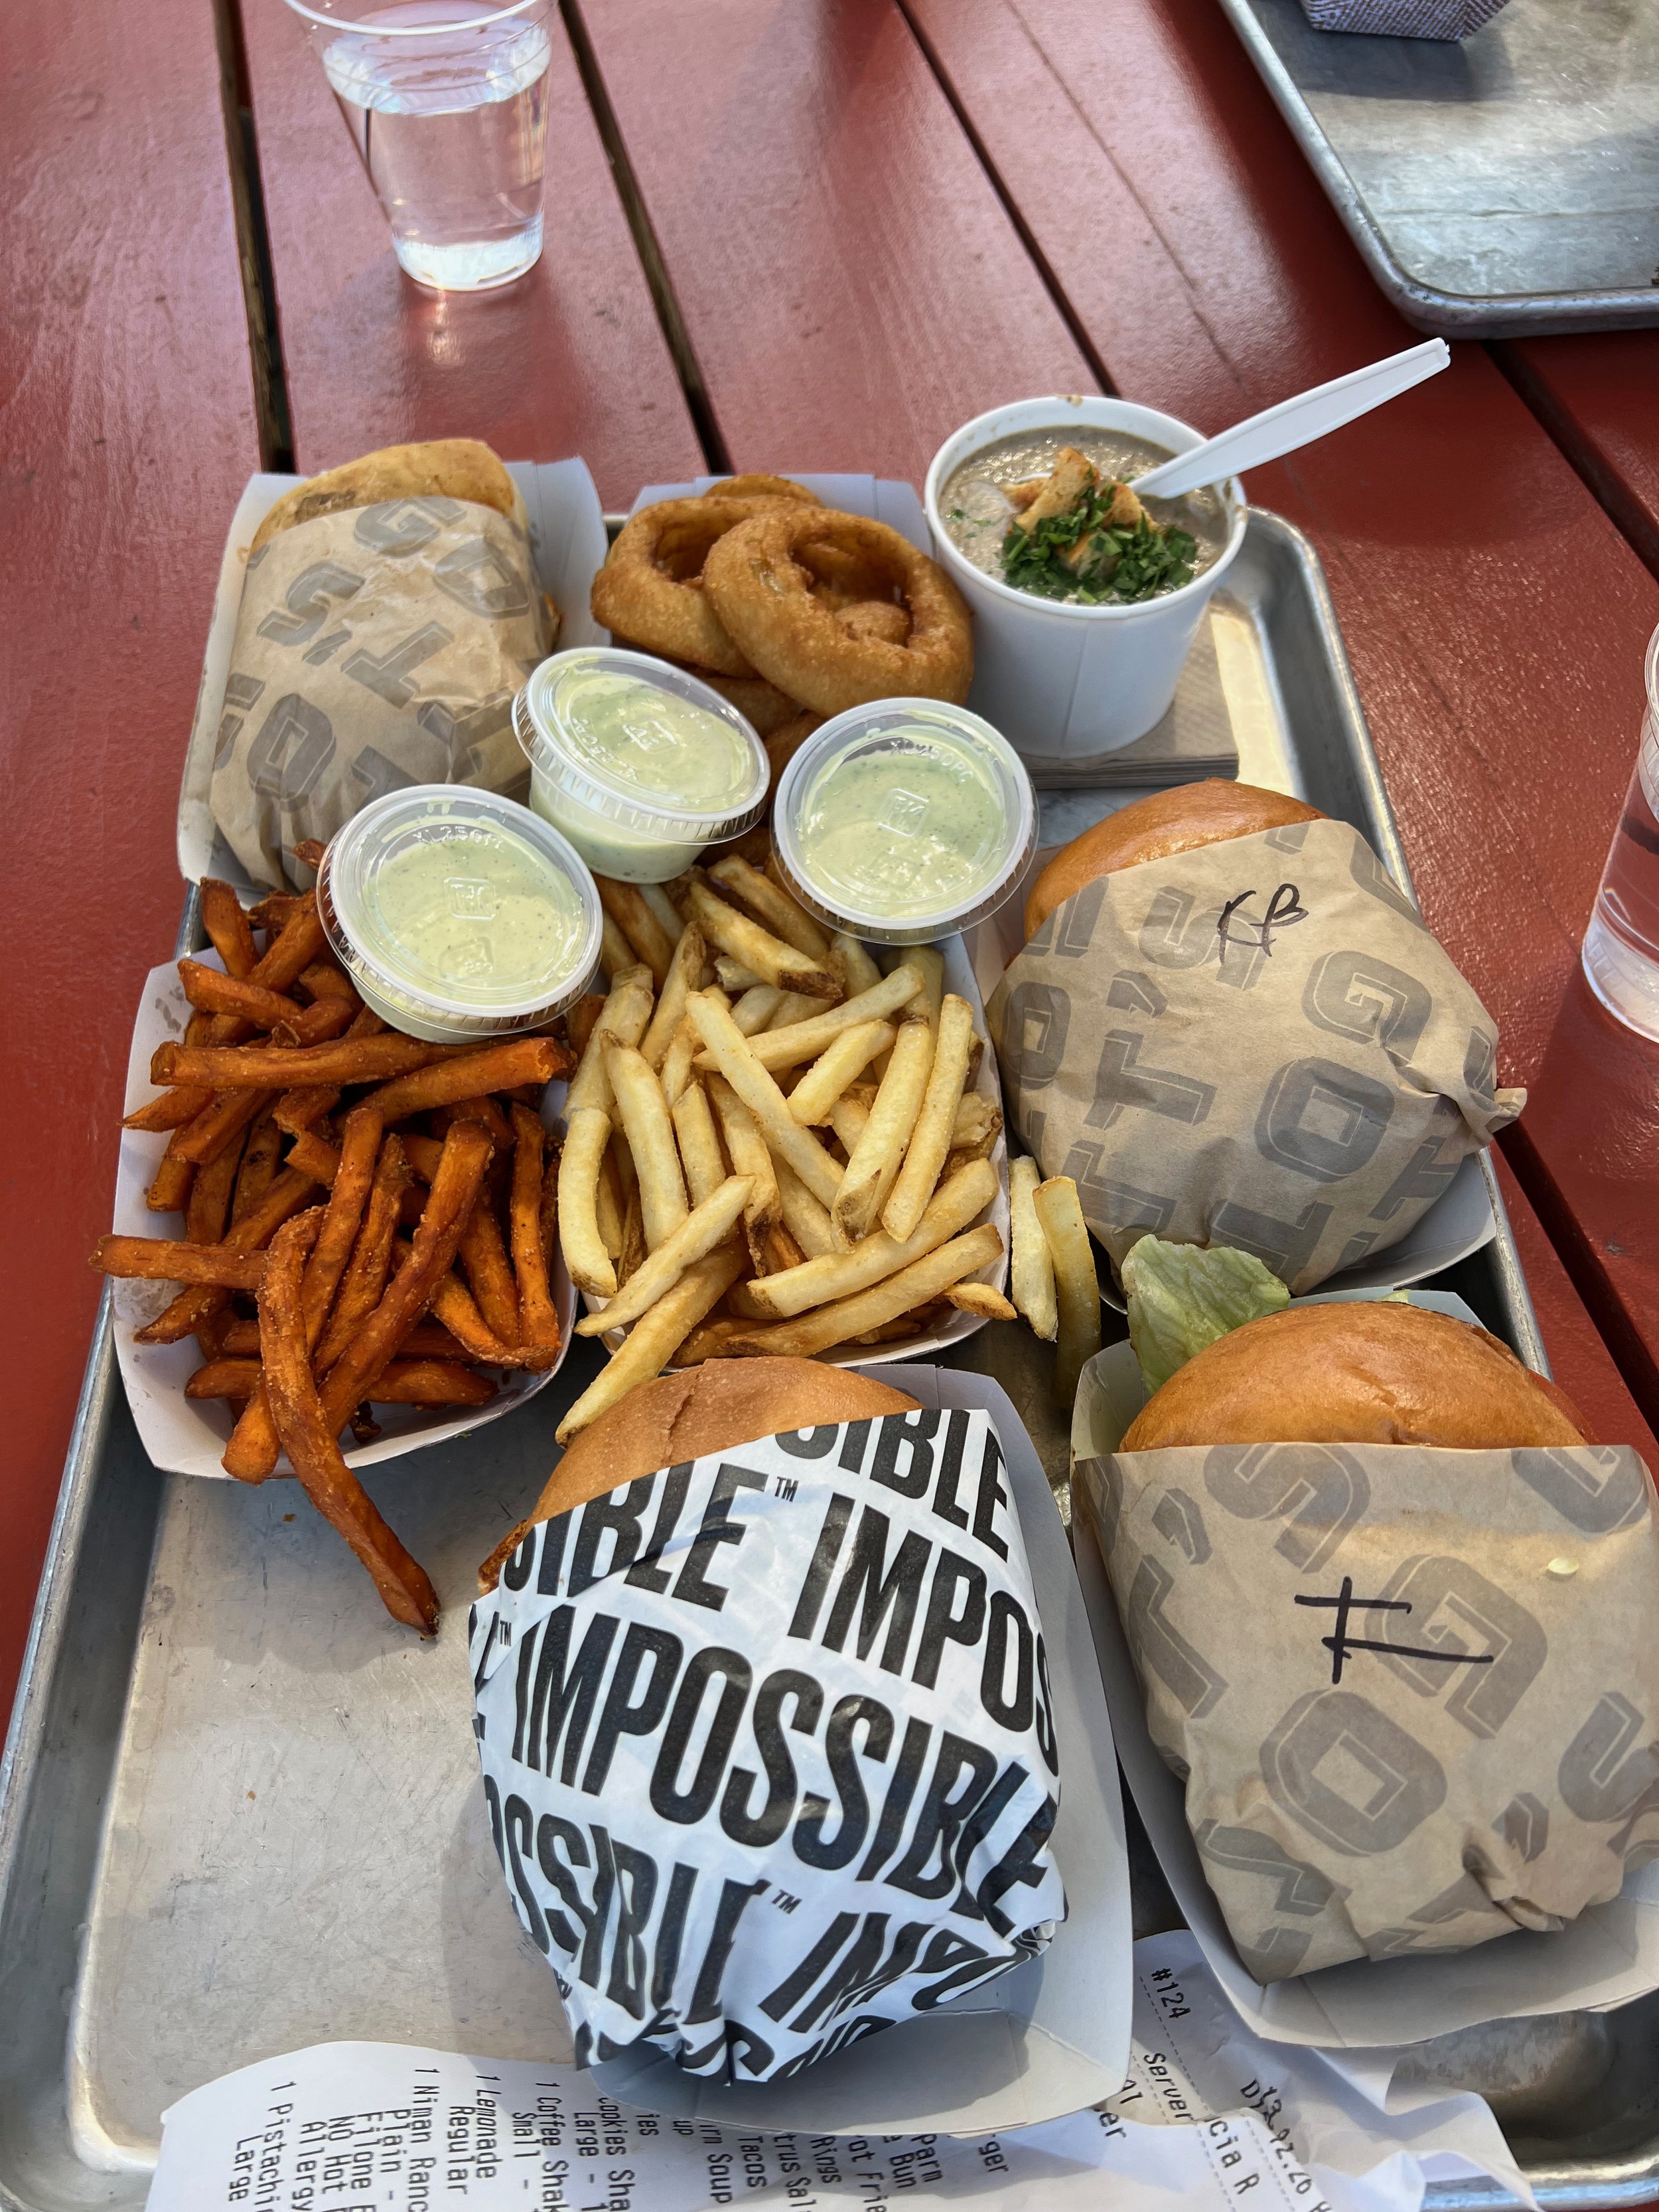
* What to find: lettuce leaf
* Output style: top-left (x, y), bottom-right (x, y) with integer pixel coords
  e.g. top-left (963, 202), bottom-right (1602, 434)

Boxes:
top-left (1123, 1236), bottom-right (1291, 1394)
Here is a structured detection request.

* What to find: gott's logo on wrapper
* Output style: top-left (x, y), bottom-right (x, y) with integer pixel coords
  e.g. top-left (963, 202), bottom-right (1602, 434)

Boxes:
top-left (470, 1408), bottom-right (1064, 2083)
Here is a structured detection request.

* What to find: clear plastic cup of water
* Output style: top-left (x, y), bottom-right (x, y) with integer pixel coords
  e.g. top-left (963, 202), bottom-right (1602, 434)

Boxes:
top-left (285, 0), bottom-right (551, 292)
top-left (1581, 625), bottom-right (1659, 1040)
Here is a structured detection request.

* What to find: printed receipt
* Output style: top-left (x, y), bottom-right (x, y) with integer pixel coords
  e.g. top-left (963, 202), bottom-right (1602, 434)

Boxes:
top-left (146, 1933), bottom-right (1530, 2211)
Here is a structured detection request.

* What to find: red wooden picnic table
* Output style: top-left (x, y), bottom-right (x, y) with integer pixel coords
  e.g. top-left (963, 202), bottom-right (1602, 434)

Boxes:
top-left (5, 0), bottom-right (1659, 1748)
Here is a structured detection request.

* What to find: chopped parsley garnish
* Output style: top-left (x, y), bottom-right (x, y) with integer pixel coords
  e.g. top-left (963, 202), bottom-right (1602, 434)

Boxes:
top-left (1002, 482), bottom-right (1197, 605)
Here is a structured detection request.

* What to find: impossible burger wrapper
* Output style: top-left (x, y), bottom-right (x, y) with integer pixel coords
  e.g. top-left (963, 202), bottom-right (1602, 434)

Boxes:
top-left (469, 1402), bottom-right (1065, 2088)
top-left (210, 486), bottom-right (551, 890)
top-left (989, 817), bottom-right (1523, 1293)
top-left (1076, 1401), bottom-right (1659, 1983)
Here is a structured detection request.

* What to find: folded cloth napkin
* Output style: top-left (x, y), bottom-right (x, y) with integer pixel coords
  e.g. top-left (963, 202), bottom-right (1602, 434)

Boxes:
top-left (1301, 0), bottom-right (1508, 35)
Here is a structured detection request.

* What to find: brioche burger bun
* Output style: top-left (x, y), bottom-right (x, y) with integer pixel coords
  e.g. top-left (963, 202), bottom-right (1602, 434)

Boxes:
top-left (480, 1358), bottom-right (921, 1590)
top-left (1023, 778), bottom-right (1326, 943)
top-left (1120, 1300), bottom-right (1594, 1453)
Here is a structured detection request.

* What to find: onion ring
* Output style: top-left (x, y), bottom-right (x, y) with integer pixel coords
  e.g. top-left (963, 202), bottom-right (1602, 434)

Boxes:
top-left (702, 510), bottom-right (973, 714)
top-left (591, 496), bottom-right (799, 678)
top-left (711, 474), bottom-right (821, 504)
top-left (834, 600), bottom-right (910, 648)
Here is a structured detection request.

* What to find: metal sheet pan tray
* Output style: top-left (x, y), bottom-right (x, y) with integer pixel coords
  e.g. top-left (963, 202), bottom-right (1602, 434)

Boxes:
top-left (0, 509), bottom-right (1653, 2208)
top-left (1218, 0), bottom-right (1659, 338)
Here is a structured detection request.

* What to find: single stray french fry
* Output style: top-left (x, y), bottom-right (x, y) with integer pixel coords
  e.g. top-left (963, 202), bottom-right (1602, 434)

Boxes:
top-left (788, 1019), bottom-right (894, 1126)
top-left (881, 995), bottom-right (973, 1242)
top-left (559, 1107), bottom-right (616, 1297)
top-left (605, 1043), bottom-right (688, 1251)
top-left (1033, 1175), bottom-right (1100, 1407)
top-left (90, 1236), bottom-right (268, 1290)
top-left (688, 994), bottom-right (843, 1207)
top-left (831, 1016), bottom-right (934, 1245)
top-left (597, 875), bottom-right (678, 988)
top-left (639, 924), bottom-right (705, 1069)
top-left (772, 1155), bottom-right (837, 1259)
top-left (693, 966), bottom-right (922, 1073)
top-left (749, 1157), bottom-right (997, 1319)
top-left (689, 880), bottom-right (838, 998)
top-left (509, 1104), bottom-right (561, 1366)
top-left (261, 1212), bottom-right (439, 1632)
top-left (709, 856), bottom-right (830, 959)
top-left (565, 966), bottom-right (654, 1116)
top-left (728, 1223), bottom-right (1003, 1358)
top-left (945, 1282), bottom-right (1017, 1321)
top-left (670, 1082), bottom-right (727, 1207)
top-left (730, 985), bottom-right (784, 1035)
top-left (556, 1243), bottom-right (746, 1441)
top-left (577, 1174), bottom-right (753, 1335)
top-left (706, 1074), bottom-right (780, 1261)
top-left (154, 1033), bottom-right (437, 1090)
top-left (1009, 1155), bottom-right (1058, 1342)
top-left (200, 879), bottom-right (259, 979)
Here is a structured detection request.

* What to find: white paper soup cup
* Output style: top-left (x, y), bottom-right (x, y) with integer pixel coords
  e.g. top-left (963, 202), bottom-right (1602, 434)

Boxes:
top-left (924, 396), bottom-right (1247, 766)
top-left (771, 700), bottom-right (1035, 946)
top-left (318, 785), bottom-right (603, 1043)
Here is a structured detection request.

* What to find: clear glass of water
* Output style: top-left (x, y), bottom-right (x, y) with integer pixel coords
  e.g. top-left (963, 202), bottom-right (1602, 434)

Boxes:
top-left (285, 0), bottom-right (552, 292)
top-left (1582, 624), bottom-right (1659, 1040)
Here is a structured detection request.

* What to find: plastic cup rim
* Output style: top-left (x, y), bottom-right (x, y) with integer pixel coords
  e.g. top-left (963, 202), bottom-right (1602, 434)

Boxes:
top-left (319, 782), bottom-right (602, 1023)
top-left (771, 698), bottom-right (1037, 942)
top-left (282, 0), bottom-right (546, 33)
top-left (923, 392), bottom-right (1248, 623)
top-left (516, 647), bottom-right (770, 839)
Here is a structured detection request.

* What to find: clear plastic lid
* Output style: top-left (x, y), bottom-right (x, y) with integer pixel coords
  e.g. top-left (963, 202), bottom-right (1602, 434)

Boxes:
top-left (513, 647), bottom-right (770, 844)
top-left (319, 784), bottom-right (602, 1027)
top-left (772, 700), bottom-right (1036, 945)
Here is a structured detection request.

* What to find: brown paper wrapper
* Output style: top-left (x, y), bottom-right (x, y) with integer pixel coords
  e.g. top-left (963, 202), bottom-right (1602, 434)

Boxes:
top-left (1081, 1438), bottom-right (1659, 1980)
top-left (989, 818), bottom-right (1524, 1293)
top-left (210, 497), bottom-right (553, 889)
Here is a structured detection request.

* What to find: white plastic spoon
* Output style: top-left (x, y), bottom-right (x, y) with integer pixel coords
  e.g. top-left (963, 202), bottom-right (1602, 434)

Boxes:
top-left (1129, 337), bottom-right (1451, 502)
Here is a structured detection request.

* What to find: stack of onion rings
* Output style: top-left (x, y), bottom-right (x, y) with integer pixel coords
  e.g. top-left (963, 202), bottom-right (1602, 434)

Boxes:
top-left (587, 479), bottom-right (975, 808)
top-left (702, 509), bottom-right (972, 715)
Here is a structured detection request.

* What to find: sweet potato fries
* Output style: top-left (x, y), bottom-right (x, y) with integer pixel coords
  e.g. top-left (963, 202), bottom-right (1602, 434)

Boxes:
top-left (94, 880), bottom-right (574, 1631)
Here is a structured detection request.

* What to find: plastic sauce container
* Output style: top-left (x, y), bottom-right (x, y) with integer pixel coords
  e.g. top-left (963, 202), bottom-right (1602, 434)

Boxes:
top-left (772, 700), bottom-right (1035, 945)
top-left (513, 647), bottom-right (770, 883)
top-left (317, 785), bottom-right (602, 1043)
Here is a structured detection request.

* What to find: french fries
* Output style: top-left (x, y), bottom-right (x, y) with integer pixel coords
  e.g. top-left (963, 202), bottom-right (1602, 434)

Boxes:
top-left (693, 964), bottom-right (922, 1072)
top-left (596, 875), bottom-right (678, 987)
top-left (670, 1083), bottom-right (727, 1207)
top-left (687, 879), bottom-right (839, 999)
top-left (688, 993), bottom-right (843, 1207)
top-left (709, 857), bottom-right (830, 960)
top-left (1033, 1175), bottom-right (1101, 1406)
top-left (577, 1175), bottom-right (753, 1336)
top-left (556, 1243), bottom-right (746, 1441)
top-left (881, 994), bottom-right (973, 1241)
top-left (831, 1016), bottom-right (934, 1245)
top-left (1009, 1155), bottom-right (1058, 1342)
top-left (745, 1159), bottom-right (998, 1319)
top-left (565, 966), bottom-right (654, 1116)
top-left (638, 924), bottom-right (705, 1069)
top-left (605, 1044), bottom-right (688, 1251)
top-left (787, 1019), bottom-right (894, 1126)
top-left (727, 1224), bottom-right (1004, 1359)
top-left (707, 1074), bottom-right (780, 1264)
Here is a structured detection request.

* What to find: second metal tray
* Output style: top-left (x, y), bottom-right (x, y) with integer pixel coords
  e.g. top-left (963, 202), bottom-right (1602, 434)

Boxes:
top-left (1219, 0), bottom-right (1659, 338)
top-left (5, 508), bottom-right (1656, 2208)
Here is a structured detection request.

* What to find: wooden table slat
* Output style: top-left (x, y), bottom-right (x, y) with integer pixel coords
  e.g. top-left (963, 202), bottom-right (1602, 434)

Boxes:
top-left (0, 0), bottom-right (262, 1720)
top-left (240, 1), bottom-right (704, 502)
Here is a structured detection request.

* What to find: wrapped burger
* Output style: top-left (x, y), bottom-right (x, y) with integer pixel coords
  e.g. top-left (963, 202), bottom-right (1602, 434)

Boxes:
top-left (211, 439), bottom-right (554, 889)
top-left (470, 1359), bottom-right (1064, 2083)
top-left (1077, 1277), bottom-right (1659, 1982)
top-left (989, 782), bottom-right (1524, 1293)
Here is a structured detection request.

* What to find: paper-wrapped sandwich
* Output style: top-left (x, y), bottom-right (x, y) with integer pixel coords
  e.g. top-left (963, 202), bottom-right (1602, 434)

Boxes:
top-left (470, 1358), bottom-right (1066, 2082)
top-left (991, 780), bottom-right (1524, 1294)
top-left (211, 439), bottom-right (554, 889)
top-left (1078, 1286), bottom-right (1659, 1982)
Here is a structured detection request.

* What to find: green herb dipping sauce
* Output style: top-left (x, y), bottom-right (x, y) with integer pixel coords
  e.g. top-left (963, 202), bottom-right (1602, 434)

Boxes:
top-left (363, 822), bottom-right (588, 1002)
top-left (792, 721), bottom-right (1014, 924)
